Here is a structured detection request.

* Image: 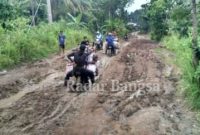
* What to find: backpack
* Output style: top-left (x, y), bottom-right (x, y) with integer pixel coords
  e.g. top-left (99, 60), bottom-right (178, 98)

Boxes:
top-left (74, 52), bottom-right (87, 67)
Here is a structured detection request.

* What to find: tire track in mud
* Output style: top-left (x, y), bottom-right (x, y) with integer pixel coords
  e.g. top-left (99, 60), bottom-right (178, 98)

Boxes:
top-left (0, 36), bottom-right (200, 135)
top-left (59, 38), bottom-right (200, 135)
top-left (21, 93), bottom-right (80, 132)
top-left (29, 46), bottom-right (124, 134)
top-left (0, 42), bottom-right (129, 134)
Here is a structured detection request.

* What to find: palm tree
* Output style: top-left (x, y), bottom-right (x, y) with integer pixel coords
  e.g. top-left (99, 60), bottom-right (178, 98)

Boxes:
top-left (63, 0), bottom-right (93, 13)
top-left (49, 0), bottom-right (93, 21)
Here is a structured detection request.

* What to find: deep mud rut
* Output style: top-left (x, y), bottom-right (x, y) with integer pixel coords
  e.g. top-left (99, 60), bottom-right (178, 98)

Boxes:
top-left (0, 35), bottom-right (200, 135)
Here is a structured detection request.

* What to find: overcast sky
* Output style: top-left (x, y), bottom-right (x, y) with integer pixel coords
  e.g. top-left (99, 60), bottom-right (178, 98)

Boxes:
top-left (127, 0), bottom-right (150, 13)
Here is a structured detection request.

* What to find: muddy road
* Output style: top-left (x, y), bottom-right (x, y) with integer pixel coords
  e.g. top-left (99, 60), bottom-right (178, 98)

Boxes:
top-left (0, 35), bottom-right (200, 135)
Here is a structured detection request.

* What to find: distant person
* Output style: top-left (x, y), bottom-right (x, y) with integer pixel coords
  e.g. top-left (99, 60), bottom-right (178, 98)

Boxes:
top-left (81, 36), bottom-right (90, 46)
top-left (124, 33), bottom-right (128, 41)
top-left (58, 31), bottom-right (66, 56)
top-left (96, 31), bottom-right (103, 48)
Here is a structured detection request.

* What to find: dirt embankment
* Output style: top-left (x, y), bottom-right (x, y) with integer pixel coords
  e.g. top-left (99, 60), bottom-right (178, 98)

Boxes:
top-left (0, 36), bottom-right (200, 135)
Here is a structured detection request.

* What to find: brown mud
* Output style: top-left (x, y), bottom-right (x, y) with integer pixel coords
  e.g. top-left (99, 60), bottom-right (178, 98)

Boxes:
top-left (0, 35), bottom-right (199, 135)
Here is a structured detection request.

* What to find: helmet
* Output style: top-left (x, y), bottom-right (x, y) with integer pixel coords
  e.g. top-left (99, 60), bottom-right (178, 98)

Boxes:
top-left (79, 45), bottom-right (86, 51)
top-left (96, 31), bottom-right (100, 34)
top-left (108, 32), bottom-right (112, 35)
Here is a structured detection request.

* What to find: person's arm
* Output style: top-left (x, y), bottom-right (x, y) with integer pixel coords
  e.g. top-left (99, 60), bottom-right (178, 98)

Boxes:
top-left (58, 35), bottom-right (60, 42)
top-left (105, 37), bottom-right (108, 42)
top-left (67, 52), bottom-right (75, 62)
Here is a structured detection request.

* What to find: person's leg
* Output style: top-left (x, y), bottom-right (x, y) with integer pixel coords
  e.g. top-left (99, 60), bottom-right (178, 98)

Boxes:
top-left (100, 41), bottom-right (103, 49)
top-left (81, 68), bottom-right (95, 84)
top-left (85, 69), bottom-right (95, 84)
top-left (104, 42), bottom-right (107, 54)
top-left (111, 45), bottom-right (115, 55)
top-left (79, 68), bottom-right (88, 85)
top-left (64, 70), bottom-right (74, 86)
top-left (105, 44), bottom-right (108, 54)
top-left (59, 45), bottom-right (61, 55)
top-left (61, 44), bottom-right (65, 57)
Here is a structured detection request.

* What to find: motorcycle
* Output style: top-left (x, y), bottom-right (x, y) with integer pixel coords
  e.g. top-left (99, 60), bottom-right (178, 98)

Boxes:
top-left (124, 35), bottom-right (128, 41)
top-left (105, 43), bottom-right (116, 57)
top-left (65, 54), bottom-right (99, 92)
top-left (94, 39), bottom-right (103, 50)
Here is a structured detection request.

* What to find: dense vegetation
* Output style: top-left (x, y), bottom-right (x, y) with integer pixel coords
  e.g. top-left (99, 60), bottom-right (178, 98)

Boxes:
top-left (129, 0), bottom-right (200, 109)
top-left (0, 0), bottom-right (133, 69)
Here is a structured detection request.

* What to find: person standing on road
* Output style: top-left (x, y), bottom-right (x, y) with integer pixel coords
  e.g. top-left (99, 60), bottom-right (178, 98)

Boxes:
top-left (58, 31), bottom-right (66, 56)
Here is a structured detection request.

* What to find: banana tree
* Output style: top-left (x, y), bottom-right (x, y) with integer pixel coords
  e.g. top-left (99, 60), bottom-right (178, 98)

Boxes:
top-left (66, 13), bottom-right (87, 28)
top-left (101, 18), bottom-right (127, 36)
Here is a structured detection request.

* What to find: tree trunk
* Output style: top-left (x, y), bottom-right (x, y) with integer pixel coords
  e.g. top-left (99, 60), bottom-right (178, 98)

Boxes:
top-left (31, 0), bottom-right (35, 26)
top-left (192, 0), bottom-right (198, 67)
top-left (46, 0), bottom-right (53, 23)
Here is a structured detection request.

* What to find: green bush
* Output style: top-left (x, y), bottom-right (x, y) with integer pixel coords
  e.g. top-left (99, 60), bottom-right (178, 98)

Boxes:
top-left (0, 55), bottom-right (14, 69)
top-left (163, 34), bottom-right (200, 109)
top-left (0, 21), bottom-right (92, 70)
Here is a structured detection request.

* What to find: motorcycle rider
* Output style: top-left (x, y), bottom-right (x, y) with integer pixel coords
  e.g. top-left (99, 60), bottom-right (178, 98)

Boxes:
top-left (81, 36), bottom-right (90, 46)
top-left (80, 36), bottom-right (90, 53)
top-left (64, 45), bottom-right (95, 87)
top-left (113, 31), bottom-right (119, 49)
top-left (105, 32), bottom-right (115, 55)
top-left (95, 31), bottom-right (103, 49)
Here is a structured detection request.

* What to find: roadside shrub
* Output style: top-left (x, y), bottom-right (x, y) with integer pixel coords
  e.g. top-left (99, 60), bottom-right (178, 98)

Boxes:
top-left (163, 34), bottom-right (200, 109)
top-left (0, 21), bottom-right (92, 70)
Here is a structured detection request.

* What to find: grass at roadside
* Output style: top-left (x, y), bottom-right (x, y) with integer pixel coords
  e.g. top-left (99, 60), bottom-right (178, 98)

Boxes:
top-left (0, 22), bottom-right (93, 70)
top-left (162, 34), bottom-right (200, 109)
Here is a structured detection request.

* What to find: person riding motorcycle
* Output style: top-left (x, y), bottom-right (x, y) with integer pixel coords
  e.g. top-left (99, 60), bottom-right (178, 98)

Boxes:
top-left (105, 33), bottom-right (115, 55)
top-left (86, 54), bottom-right (99, 76)
top-left (113, 31), bottom-right (119, 49)
top-left (80, 36), bottom-right (90, 53)
top-left (81, 36), bottom-right (89, 46)
top-left (95, 31), bottom-right (103, 50)
top-left (64, 45), bottom-right (95, 87)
